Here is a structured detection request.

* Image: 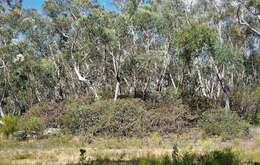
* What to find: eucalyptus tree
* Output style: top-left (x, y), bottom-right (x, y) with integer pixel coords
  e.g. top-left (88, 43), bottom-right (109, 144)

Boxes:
top-left (0, 0), bottom-right (259, 115)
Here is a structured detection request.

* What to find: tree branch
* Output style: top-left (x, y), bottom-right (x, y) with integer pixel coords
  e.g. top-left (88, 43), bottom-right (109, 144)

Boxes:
top-left (74, 63), bottom-right (99, 99)
top-left (237, 4), bottom-right (260, 37)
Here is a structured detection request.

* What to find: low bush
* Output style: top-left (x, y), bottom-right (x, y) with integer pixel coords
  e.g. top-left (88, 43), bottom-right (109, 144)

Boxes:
top-left (231, 87), bottom-right (260, 124)
top-left (24, 96), bottom-right (94, 128)
top-left (62, 106), bottom-right (103, 134)
top-left (144, 87), bottom-right (182, 109)
top-left (199, 109), bottom-right (250, 139)
top-left (0, 115), bottom-right (18, 137)
top-left (161, 87), bottom-right (181, 105)
top-left (25, 101), bottom-right (67, 128)
top-left (148, 104), bottom-right (198, 134)
top-left (62, 99), bottom-right (149, 137)
top-left (79, 148), bottom-right (244, 165)
top-left (96, 85), bottom-right (114, 99)
top-left (19, 117), bottom-right (46, 138)
top-left (181, 149), bottom-right (241, 165)
top-left (183, 95), bottom-right (218, 112)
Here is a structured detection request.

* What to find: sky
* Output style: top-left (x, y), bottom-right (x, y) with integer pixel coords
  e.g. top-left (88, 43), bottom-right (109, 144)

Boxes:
top-left (22, 0), bottom-right (118, 12)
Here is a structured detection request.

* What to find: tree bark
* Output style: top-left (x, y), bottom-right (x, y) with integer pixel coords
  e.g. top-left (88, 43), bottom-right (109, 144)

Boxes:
top-left (74, 63), bottom-right (99, 100)
top-left (114, 81), bottom-right (120, 101)
top-left (195, 63), bottom-right (207, 97)
top-left (210, 57), bottom-right (230, 111)
top-left (0, 105), bottom-right (4, 125)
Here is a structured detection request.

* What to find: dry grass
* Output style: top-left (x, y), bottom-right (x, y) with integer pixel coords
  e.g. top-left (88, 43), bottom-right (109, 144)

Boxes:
top-left (0, 127), bottom-right (259, 164)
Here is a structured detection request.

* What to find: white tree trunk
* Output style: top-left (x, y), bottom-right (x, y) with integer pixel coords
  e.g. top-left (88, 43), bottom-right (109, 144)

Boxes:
top-left (0, 105), bottom-right (4, 125)
top-left (196, 64), bottom-right (207, 97)
top-left (0, 106), bottom-right (4, 117)
top-left (74, 63), bottom-right (99, 100)
top-left (210, 57), bottom-right (230, 111)
top-left (114, 81), bottom-right (120, 101)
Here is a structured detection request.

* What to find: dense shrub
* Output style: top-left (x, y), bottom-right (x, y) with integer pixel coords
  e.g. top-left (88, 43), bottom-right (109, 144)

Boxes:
top-left (199, 109), bottom-right (250, 138)
top-left (148, 104), bottom-right (198, 134)
top-left (19, 117), bottom-right (46, 138)
top-left (231, 87), bottom-right (260, 124)
top-left (62, 99), bottom-right (149, 137)
top-left (25, 101), bottom-right (64, 128)
top-left (95, 99), bottom-right (148, 137)
top-left (183, 95), bottom-right (218, 112)
top-left (161, 87), bottom-right (181, 104)
top-left (0, 115), bottom-right (18, 137)
top-left (62, 106), bottom-right (103, 134)
top-left (97, 85), bottom-right (114, 99)
top-left (24, 96), bottom-right (94, 128)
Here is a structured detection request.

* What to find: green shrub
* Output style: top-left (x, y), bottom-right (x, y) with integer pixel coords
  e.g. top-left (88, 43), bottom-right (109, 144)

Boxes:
top-left (231, 87), bottom-right (260, 124)
top-left (94, 99), bottom-right (148, 137)
top-left (183, 94), bottom-right (218, 112)
top-left (97, 85), bottom-right (114, 99)
top-left (161, 87), bottom-right (181, 104)
top-left (25, 96), bottom-right (94, 128)
top-left (62, 106), bottom-right (103, 134)
top-left (79, 149), bottom-right (243, 165)
top-left (0, 115), bottom-right (18, 137)
top-left (19, 117), bottom-right (46, 138)
top-left (148, 104), bottom-right (197, 134)
top-left (199, 109), bottom-right (250, 139)
top-left (25, 101), bottom-right (66, 128)
top-left (62, 99), bottom-right (148, 137)
top-left (198, 149), bottom-right (240, 165)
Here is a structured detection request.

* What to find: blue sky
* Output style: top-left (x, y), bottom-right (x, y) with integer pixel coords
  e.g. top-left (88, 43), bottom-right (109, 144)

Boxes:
top-left (23, 0), bottom-right (45, 10)
top-left (22, 0), bottom-right (118, 11)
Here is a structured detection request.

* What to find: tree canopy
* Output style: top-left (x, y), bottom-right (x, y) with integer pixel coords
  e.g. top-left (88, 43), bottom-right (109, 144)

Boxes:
top-left (0, 0), bottom-right (259, 116)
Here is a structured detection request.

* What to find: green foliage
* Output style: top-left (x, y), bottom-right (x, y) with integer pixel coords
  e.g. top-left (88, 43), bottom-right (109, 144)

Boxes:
top-left (231, 87), bottom-right (260, 124)
top-left (37, 58), bottom-right (55, 73)
top-left (24, 96), bottom-right (94, 128)
top-left (0, 115), bottom-right (18, 137)
top-left (79, 149), bottom-right (243, 165)
top-left (182, 94), bottom-right (218, 112)
top-left (19, 117), bottom-right (46, 138)
top-left (62, 98), bottom-right (197, 136)
top-left (96, 85), bottom-right (114, 99)
top-left (25, 101), bottom-right (66, 128)
top-left (174, 22), bottom-right (216, 61)
top-left (161, 87), bottom-right (181, 105)
top-left (62, 99), bottom-right (148, 137)
top-left (199, 109), bottom-right (250, 139)
top-left (184, 149), bottom-right (240, 165)
top-left (148, 104), bottom-right (196, 134)
top-left (132, 5), bottom-right (157, 30)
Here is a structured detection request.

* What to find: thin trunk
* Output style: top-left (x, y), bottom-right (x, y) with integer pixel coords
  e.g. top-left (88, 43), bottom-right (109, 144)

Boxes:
top-left (157, 38), bottom-right (171, 91)
top-left (0, 105), bottom-right (4, 125)
top-left (210, 57), bottom-right (230, 111)
top-left (169, 73), bottom-right (177, 90)
top-left (114, 81), bottom-right (120, 101)
top-left (196, 64), bottom-right (207, 97)
top-left (0, 105), bottom-right (4, 117)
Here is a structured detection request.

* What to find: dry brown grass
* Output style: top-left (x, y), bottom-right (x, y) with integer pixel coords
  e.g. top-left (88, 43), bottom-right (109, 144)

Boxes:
top-left (0, 127), bottom-right (259, 164)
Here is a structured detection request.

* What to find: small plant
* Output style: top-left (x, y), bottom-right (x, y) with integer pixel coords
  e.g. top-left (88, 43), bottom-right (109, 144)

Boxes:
top-left (0, 115), bottom-right (18, 138)
top-left (231, 87), bottom-right (260, 124)
top-left (199, 109), bottom-right (250, 139)
top-left (79, 149), bottom-right (87, 164)
top-left (19, 117), bottom-right (46, 138)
